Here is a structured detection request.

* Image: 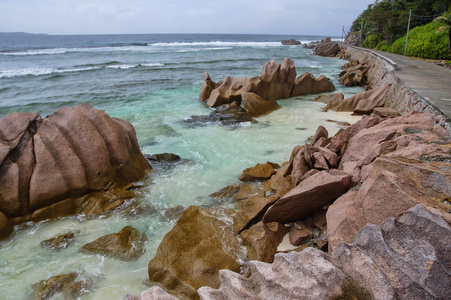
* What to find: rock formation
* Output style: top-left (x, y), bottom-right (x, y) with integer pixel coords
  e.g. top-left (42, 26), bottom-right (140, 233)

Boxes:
top-left (31, 272), bottom-right (91, 300)
top-left (198, 205), bottom-right (451, 299)
top-left (314, 36), bottom-right (341, 57)
top-left (338, 59), bottom-right (370, 86)
top-left (281, 39), bottom-right (301, 45)
top-left (147, 206), bottom-right (246, 299)
top-left (196, 58), bottom-right (335, 124)
top-left (81, 226), bottom-right (148, 261)
top-left (0, 103), bottom-right (151, 237)
top-left (323, 85), bottom-right (389, 114)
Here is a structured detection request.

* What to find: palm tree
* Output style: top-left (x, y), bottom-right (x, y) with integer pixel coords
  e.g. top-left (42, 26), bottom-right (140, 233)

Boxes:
top-left (435, 11), bottom-right (451, 52)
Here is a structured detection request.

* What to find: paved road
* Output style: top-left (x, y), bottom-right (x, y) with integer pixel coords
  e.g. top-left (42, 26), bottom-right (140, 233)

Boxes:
top-left (349, 46), bottom-right (451, 117)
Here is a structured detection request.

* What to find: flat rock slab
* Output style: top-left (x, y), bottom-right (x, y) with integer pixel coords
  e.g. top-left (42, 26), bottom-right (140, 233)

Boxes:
top-left (263, 170), bottom-right (352, 223)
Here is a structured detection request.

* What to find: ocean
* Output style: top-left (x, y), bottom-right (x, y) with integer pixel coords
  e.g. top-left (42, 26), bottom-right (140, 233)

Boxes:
top-left (0, 33), bottom-right (363, 299)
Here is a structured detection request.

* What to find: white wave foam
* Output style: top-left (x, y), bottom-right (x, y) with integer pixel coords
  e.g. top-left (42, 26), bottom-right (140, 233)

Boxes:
top-left (151, 41), bottom-right (280, 48)
top-left (0, 66), bottom-right (99, 78)
top-left (141, 63), bottom-right (164, 67)
top-left (1, 48), bottom-right (68, 56)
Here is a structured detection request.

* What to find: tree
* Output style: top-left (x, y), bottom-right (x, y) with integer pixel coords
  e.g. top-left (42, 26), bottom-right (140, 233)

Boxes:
top-left (434, 11), bottom-right (451, 51)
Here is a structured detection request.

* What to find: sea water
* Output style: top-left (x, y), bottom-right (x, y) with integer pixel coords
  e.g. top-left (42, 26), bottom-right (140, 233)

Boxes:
top-left (0, 33), bottom-right (363, 299)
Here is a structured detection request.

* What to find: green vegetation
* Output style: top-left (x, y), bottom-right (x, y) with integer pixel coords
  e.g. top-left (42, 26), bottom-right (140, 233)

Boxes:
top-left (386, 22), bottom-right (450, 58)
top-left (350, 0), bottom-right (451, 59)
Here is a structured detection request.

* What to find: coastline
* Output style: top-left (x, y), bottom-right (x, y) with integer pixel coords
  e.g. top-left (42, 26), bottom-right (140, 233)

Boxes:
top-left (339, 45), bottom-right (451, 134)
top-left (0, 38), bottom-right (450, 299)
top-left (135, 43), bottom-right (451, 299)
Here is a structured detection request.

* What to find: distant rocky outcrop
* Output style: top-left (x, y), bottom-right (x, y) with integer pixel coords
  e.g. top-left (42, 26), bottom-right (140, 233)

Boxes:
top-left (281, 39), bottom-right (301, 45)
top-left (194, 58), bottom-right (335, 125)
top-left (198, 204), bottom-right (451, 299)
top-left (0, 103), bottom-right (151, 238)
top-left (314, 36), bottom-right (341, 57)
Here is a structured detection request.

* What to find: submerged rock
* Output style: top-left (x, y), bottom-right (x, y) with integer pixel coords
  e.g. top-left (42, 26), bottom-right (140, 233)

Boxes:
top-left (31, 272), bottom-right (91, 300)
top-left (41, 233), bottom-right (75, 251)
top-left (81, 226), bottom-right (147, 261)
top-left (148, 206), bottom-right (246, 300)
top-left (198, 205), bottom-right (451, 299)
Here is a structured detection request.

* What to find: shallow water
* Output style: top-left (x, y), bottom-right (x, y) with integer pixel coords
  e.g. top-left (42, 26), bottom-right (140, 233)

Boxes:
top-left (0, 33), bottom-right (363, 299)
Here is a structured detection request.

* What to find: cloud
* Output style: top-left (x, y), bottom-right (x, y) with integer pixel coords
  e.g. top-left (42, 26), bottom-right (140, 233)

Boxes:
top-left (0, 0), bottom-right (375, 35)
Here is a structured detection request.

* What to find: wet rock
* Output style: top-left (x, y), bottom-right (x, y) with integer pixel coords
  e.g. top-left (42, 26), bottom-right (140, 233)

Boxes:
top-left (81, 226), bottom-right (147, 261)
top-left (0, 211), bottom-right (12, 240)
top-left (291, 73), bottom-right (335, 97)
top-left (239, 162), bottom-right (276, 182)
top-left (241, 221), bottom-right (289, 263)
top-left (145, 153), bottom-right (181, 163)
top-left (233, 194), bottom-right (280, 234)
top-left (184, 102), bottom-right (254, 127)
top-left (209, 184), bottom-right (240, 204)
top-left (148, 206), bottom-right (246, 300)
top-left (233, 183), bottom-right (265, 201)
top-left (0, 103), bottom-right (151, 228)
top-left (160, 205), bottom-right (185, 222)
top-left (281, 39), bottom-right (301, 45)
top-left (263, 170), bottom-right (353, 224)
top-left (314, 37), bottom-right (341, 57)
top-left (198, 205), bottom-right (451, 300)
top-left (31, 272), bottom-right (90, 300)
top-left (41, 233), bottom-right (75, 251)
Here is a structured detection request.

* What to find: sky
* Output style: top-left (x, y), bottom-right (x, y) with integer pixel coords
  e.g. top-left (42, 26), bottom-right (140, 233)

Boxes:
top-left (0, 0), bottom-right (376, 36)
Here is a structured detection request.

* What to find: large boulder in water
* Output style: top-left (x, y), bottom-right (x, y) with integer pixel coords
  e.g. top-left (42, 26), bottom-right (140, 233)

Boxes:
top-left (0, 103), bottom-right (151, 227)
top-left (314, 36), bottom-right (341, 57)
top-left (291, 72), bottom-right (335, 97)
top-left (148, 205), bottom-right (246, 299)
top-left (198, 59), bottom-right (335, 121)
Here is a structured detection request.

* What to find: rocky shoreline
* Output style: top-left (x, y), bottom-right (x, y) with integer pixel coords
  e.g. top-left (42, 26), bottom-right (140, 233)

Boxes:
top-left (1, 38), bottom-right (450, 299)
top-left (132, 39), bottom-right (451, 299)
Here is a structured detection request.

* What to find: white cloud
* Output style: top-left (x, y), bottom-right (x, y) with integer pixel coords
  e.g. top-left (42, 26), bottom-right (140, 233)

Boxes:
top-left (0, 0), bottom-right (375, 35)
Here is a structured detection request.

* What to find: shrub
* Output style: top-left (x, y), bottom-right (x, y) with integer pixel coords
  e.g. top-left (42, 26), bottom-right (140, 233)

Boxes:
top-left (362, 34), bottom-right (380, 49)
top-left (376, 41), bottom-right (389, 51)
top-left (389, 21), bottom-right (450, 59)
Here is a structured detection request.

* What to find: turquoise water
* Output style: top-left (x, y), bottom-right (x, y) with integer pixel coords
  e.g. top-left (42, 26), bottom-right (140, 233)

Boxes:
top-left (0, 33), bottom-right (363, 299)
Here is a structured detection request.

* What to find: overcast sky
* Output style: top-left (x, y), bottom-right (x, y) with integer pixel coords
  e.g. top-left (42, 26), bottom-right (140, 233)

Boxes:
top-left (0, 0), bottom-right (375, 36)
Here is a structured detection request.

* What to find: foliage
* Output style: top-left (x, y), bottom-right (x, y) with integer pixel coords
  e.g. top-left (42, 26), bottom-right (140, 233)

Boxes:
top-left (376, 41), bottom-right (389, 51)
top-left (434, 11), bottom-right (451, 50)
top-left (388, 21), bottom-right (450, 58)
top-left (350, 0), bottom-right (450, 45)
top-left (363, 34), bottom-right (380, 48)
